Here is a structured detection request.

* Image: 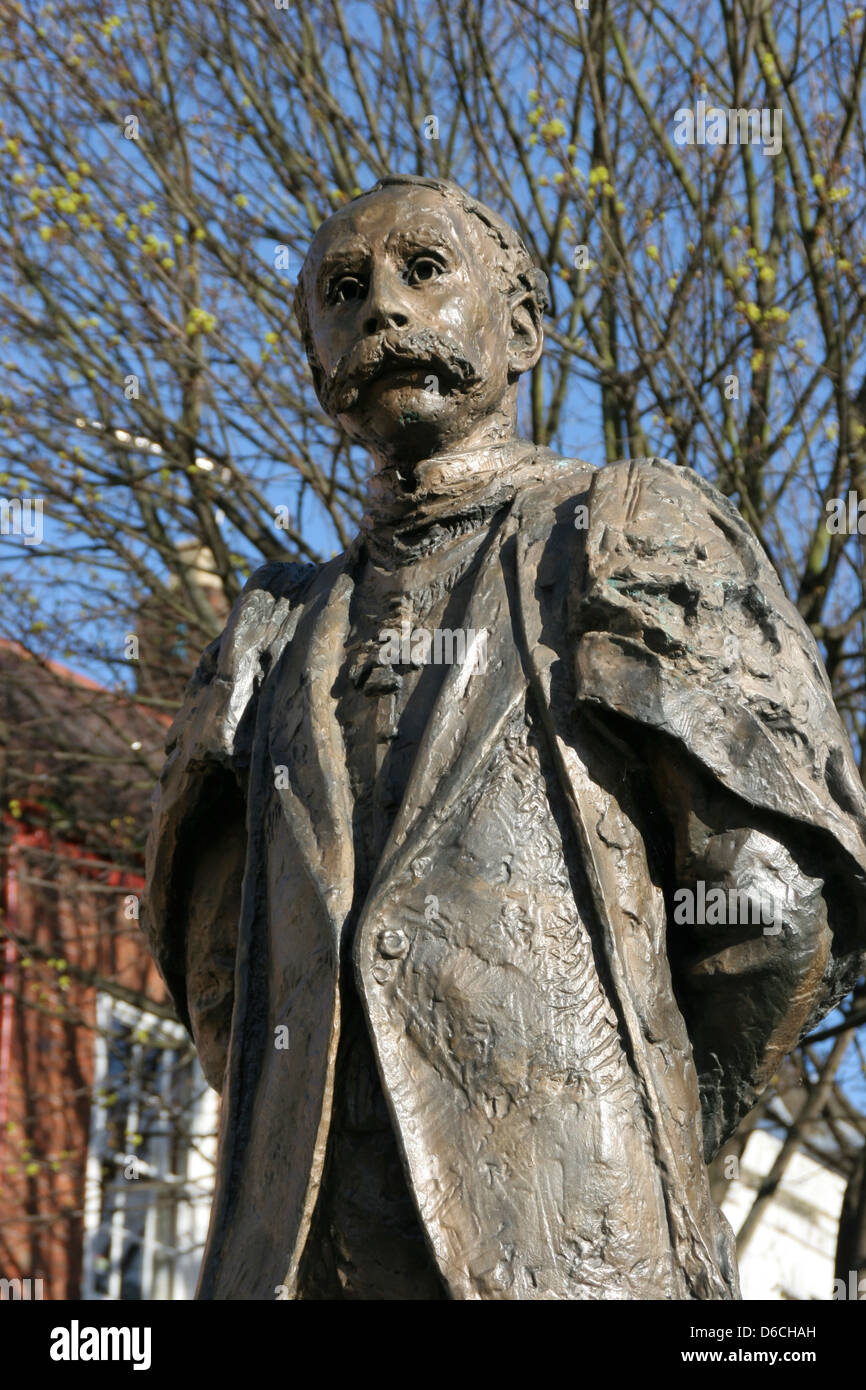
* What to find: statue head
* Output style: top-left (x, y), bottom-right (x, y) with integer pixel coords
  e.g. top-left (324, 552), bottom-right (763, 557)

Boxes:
top-left (294, 175), bottom-right (549, 466)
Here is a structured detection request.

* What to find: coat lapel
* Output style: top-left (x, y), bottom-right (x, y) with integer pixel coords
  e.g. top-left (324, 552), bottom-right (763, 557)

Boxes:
top-left (268, 556), bottom-right (357, 936)
top-left (357, 503), bottom-right (528, 924)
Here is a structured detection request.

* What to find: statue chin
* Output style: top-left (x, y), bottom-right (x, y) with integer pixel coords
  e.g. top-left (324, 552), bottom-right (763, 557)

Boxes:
top-left (340, 382), bottom-right (463, 458)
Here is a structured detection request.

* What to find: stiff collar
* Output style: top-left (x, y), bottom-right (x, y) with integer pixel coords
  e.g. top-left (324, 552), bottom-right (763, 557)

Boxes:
top-left (360, 438), bottom-right (544, 563)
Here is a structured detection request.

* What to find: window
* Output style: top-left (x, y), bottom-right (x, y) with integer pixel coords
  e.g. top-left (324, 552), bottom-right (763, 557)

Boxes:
top-left (83, 994), bottom-right (218, 1300)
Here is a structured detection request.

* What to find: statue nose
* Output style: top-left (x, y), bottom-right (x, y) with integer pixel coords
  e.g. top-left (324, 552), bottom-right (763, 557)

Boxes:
top-left (363, 271), bottom-right (410, 336)
top-left (363, 305), bottom-right (408, 335)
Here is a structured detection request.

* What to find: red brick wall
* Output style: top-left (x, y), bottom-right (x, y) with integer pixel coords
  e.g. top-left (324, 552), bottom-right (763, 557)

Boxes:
top-left (0, 827), bottom-right (167, 1299)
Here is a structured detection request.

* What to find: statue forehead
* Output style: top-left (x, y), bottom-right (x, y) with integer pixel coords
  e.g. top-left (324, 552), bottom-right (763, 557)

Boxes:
top-left (306, 185), bottom-right (481, 267)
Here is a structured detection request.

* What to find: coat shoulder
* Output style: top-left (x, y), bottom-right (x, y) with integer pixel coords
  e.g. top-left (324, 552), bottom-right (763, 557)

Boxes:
top-left (216, 558), bottom-right (319, 673)
top-left (510, 452), bottom-right (747, 551)
top-left (573, 455), bottom-right (866, 884)
top-left (164, 557), bottom-right (320, 765)
top-left (588, 455), bottom-right (768, 570)
top-left (579, 454), bottom-right (809, 665)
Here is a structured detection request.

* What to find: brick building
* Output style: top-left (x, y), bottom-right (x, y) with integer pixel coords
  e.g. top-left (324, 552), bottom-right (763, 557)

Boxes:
top-left (0, 640), bottom-right (218, 1301)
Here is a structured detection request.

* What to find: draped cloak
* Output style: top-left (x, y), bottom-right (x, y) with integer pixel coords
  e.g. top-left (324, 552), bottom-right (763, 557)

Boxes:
top-left (144, 452), bottom-right (866, 1300)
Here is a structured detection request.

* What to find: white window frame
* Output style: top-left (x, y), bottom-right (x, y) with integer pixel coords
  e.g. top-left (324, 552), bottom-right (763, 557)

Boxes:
top-left (82, 993), bottom-right (218, 1301)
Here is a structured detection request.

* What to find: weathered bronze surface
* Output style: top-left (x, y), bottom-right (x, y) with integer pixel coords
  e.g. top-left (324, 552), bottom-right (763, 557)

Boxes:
top-left (144, 176), bottom-right (866, 1300)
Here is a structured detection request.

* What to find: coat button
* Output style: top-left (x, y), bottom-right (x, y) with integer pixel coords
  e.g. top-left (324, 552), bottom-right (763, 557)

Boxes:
top-left (377, 927), bottom-right (408, 958)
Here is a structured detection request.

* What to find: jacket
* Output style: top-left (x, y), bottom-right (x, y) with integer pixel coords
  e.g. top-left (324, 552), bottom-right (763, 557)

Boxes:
top-left (144, 453), bottom-right (866, 1299)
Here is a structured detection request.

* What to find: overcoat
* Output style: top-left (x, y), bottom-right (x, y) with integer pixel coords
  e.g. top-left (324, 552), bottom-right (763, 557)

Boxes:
top-left (144, 453), bottom-right (866, 1299)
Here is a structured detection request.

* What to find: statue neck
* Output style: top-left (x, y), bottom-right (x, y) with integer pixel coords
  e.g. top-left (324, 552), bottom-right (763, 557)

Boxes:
top-left (366, 437), bottom-right (534, 514)
top-left (358, 436), bottom-right (543, 564)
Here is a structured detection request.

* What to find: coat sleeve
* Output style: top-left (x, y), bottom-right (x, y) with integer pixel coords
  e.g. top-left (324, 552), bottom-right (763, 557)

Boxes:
top-left (573, 456), bottom-right (866, 1154)
top-left (143, 561), bottom-right (313, 1090)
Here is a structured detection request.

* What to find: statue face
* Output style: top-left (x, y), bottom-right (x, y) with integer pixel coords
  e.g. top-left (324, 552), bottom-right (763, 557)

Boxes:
top-left (303, 184), bottom-right (539, 460)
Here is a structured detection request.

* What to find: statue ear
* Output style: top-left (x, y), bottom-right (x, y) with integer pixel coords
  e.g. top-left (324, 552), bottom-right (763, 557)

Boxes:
top-left (507, 290), bottom-right (543, 379)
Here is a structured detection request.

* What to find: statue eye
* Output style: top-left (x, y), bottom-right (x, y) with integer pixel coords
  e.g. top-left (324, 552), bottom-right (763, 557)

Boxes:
top-left (330, 274), bottom-right (366, 304)
top-left (406, 256), bottom-right (444, 286)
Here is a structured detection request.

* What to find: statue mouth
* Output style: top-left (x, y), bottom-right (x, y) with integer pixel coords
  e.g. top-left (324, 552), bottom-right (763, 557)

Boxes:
top-left (320, 333), bottom-right (480, 416)
top-left (367, 360), bottom-right (439, 392)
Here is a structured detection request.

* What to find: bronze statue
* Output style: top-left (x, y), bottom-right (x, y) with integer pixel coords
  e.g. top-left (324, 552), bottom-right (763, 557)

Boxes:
top-left (144, 176), bottom-right (866, 1300)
